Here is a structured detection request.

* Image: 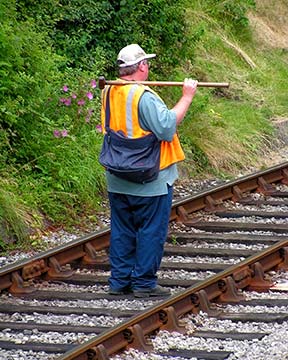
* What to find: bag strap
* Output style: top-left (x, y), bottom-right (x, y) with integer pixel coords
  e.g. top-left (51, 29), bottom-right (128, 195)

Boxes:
top-left (104, 86), bottom-right (112, 132)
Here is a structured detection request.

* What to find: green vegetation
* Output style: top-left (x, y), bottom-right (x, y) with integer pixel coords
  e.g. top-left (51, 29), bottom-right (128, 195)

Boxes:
top-left (0, 0), bottom-right (287, 247)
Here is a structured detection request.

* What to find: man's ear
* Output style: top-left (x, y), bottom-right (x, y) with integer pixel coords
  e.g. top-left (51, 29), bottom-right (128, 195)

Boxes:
top-left (138, 62), bottom-right (146, 72)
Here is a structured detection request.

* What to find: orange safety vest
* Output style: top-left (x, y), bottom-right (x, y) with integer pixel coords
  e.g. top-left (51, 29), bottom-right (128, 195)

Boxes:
top-left (101, 83), bottom-right (185, 170)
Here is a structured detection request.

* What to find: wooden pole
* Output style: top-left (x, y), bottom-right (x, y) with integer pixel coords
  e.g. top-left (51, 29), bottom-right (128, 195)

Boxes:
top-left (98, 76), bottom-right (229, 89)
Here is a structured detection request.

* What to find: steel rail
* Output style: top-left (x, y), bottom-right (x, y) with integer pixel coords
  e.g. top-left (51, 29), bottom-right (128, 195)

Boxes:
top-left (57, 239), bottom-right (288, 360)
top-left (1, 161), bottom-right (288, 295)
top-left (1, 161), bottom-right (288, 359)
top-left (170, 161), bottom-right (288, 220)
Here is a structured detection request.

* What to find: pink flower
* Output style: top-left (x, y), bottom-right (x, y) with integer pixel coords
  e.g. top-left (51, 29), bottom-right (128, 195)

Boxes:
top-left (96, 124), bottom-right (102, 132)
top-left (62, 85), bottom-right (69, 92)
top-left (59, 97), bottom-right (71, 106)
top-left (77, 99), bottom-right (85, 106)
top-left (85, 108), bottom-right (94, 122)
top-left (53, 129), bottom-right (68, 138)
top-left (90, 79), bottom-right (97, 88)
top-left (64, 98), bottom-right (71, 106)
top-left (72, 93), bottom-right (77, 99)
top-left (53, 130), bottom-right (61, 138)
top-left (86, 92), bottom-right (93, 100)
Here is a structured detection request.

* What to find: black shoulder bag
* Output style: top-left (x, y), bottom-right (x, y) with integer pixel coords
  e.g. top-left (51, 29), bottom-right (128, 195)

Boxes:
top-left (99, 88), bottom-right (161, 184)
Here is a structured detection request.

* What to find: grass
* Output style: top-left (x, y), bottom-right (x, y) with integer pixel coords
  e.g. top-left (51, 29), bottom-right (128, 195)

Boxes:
top-left (0, 127), bottom-right (107, 248)
top-left (171, 1), bottom-right (287, 176)
top-left (0, 178), bottom-right (35, 250)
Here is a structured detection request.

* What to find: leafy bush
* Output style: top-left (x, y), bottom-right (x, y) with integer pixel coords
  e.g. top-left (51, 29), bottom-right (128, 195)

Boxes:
top-left (15, 0), bottom-right (188, 76)
top-left (0, 1), bottom-right (65, 162)
top-left (11, 68), bottom-right (106, 224)
top-left (0, 1), bottom-right (107, 238)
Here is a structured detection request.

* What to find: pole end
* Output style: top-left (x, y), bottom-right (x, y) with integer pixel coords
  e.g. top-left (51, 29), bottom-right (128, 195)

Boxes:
top-left (98, 76), bottom-right (106, 90)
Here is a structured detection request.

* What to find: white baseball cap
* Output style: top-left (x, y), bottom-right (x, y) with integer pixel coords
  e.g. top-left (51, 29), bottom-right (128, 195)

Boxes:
top-left (117, 44), bottom-right (156, 68)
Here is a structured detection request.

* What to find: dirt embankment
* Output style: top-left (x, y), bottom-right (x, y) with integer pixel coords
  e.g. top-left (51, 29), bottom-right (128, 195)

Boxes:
top-left (249, 0), bottom-right (288, 49)
top-left (248, 0), bottom-right (288, 164)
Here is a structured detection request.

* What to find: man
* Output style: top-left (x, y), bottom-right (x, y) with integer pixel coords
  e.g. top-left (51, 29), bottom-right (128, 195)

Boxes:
top-left (101, 44), bottom-right (197, 298)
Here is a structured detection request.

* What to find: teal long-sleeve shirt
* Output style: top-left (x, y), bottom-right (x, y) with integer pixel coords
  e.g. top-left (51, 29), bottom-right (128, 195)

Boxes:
top-left (105, 90), bottom-right (180, 196)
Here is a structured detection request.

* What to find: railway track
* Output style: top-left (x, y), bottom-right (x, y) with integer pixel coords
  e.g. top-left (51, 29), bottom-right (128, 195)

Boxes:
top-left (1, 162), bottom-right (288, 359)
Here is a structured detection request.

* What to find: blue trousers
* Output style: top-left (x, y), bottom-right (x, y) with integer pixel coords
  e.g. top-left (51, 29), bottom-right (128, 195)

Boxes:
top-left (108, 186), bottom-right (173, 291)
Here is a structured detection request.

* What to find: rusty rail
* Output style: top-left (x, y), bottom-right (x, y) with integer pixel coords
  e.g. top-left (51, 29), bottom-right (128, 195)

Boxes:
top-left (1, 161), bottom-right (288, 359)
top-left (1, 161), bottom-right (288, 295)
top-left (57, 240), bottom-right (288, 360)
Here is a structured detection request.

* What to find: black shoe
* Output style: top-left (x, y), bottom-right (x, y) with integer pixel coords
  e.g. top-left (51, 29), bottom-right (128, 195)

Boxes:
top-left (133, 285), bottom-right (171, 298)
top-left (109, 286), bottom-right (132, 295)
